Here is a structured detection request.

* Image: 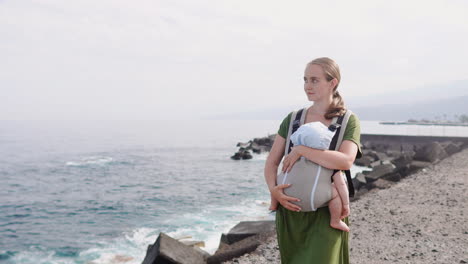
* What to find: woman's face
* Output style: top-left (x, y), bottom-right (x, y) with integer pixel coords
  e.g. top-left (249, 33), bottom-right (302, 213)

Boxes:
top-left (303, 64), bottom-right (335, 102)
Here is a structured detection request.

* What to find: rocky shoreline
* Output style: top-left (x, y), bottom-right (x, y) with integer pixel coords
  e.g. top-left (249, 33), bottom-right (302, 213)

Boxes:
top-left (223, 146), bottom-right (468, 264)
top-left (142, 135), bottom-right (468, 264)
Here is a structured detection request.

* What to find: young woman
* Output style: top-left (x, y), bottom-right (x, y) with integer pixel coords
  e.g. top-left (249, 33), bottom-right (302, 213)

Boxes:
top-left (264, 57), bottom-right (362, 263)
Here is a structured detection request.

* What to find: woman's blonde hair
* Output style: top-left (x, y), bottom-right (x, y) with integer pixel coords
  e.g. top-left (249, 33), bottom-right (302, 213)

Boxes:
top-left (307, 57), bottom-right (346, 119)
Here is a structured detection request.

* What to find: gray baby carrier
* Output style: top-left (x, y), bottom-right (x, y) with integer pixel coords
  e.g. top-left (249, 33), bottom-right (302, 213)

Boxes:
top-left (276, 108), bottom-right (355, 212)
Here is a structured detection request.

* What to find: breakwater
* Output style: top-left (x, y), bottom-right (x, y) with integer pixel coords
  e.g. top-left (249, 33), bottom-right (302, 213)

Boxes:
top-left (142, 133), bottom-right (468, 264)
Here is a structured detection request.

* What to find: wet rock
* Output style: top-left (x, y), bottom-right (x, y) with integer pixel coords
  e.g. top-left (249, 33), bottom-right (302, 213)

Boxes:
top-left (142, 233), bottom-right (206, 264)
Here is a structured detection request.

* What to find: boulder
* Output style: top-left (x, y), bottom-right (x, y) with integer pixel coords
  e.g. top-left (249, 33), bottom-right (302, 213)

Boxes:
top-left (253, 137), bottom-right (273, 147)
top-left (372, 179), bottom-right (394, 189)
top-left (440, 141), bottom-right (461, 155)
top-left (382, 172), bottom-right (402, 182)
top-left (354, 155), bottom-right (374, 167)
top-left (352, 172), bottom-right (367, 190)
top-left (365, 164), bottom-right (396, 182)
top-left (241, 150), bottom-right (253, 160)
top-left (413, 142), bottom-right (448, 163)
top-left (410, 160), bottom-right (432, 170)
top-left (370, 160), bottom-right (382, 168)
top-left (230, 152), bottom-right (242, 160)
top-left (391, 153), bottom-right (413, 171)
top-left (209, 222), bottom-right (276, 264)
top-left (220, 221), bottom-right (275, 245)
top-left (142, 233), bottom-right (206, 264)
top-left (375, 152), bottom-right (390, 162)
top-left (207, 234), bottom-right (262, 264)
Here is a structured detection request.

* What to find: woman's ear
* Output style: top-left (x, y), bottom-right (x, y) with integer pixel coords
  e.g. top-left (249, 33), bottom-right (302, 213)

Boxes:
top-left (329, 78), bottom-right (338, 91)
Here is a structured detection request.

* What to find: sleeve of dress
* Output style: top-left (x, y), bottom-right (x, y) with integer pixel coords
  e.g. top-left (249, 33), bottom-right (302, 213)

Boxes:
top-left (277, 112), bottom-right (293, 139)
top-left (342, 113), bottom-right (362, 159)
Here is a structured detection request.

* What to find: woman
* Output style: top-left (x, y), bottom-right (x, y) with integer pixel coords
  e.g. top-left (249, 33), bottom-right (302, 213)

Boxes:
top-left (264, 57), bottom-right (362, 264)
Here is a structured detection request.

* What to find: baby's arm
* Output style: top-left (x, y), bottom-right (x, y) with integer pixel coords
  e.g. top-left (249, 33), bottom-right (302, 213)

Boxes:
top-left (332, 171), bottom-right (350, 218)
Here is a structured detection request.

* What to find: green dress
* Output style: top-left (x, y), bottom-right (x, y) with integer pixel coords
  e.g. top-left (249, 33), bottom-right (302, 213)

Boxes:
top-left (275, 112), bottom-right (362, 264)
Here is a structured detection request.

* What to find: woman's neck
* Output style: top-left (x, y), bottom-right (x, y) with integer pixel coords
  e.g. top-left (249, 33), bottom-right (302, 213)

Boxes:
top-left (309, 99), bottom-right (332, 115)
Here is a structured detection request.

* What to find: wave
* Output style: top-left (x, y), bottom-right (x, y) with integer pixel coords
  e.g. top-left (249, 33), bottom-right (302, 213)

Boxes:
top-left (65, 156), bottom-right (114, 167)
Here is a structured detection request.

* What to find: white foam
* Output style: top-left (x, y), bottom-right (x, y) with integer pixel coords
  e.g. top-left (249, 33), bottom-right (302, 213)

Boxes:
top-left (66, 156), bottom-right (114, 166)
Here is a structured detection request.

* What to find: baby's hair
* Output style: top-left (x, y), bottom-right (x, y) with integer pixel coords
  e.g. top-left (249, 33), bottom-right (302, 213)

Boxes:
top-left (307, 57), bottom-right (346, 119)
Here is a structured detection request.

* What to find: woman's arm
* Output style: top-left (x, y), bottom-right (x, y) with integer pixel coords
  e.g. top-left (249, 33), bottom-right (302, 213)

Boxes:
top-left (282, 140), bottom-right (358, 172)
top-left (265, 135), bottom-right (302, 212)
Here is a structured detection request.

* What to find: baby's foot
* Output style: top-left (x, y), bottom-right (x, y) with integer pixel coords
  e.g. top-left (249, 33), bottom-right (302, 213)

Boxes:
top-left (330, 220), bottom-right (350, 232)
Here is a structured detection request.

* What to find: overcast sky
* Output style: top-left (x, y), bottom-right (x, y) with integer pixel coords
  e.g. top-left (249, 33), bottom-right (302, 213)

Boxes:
top-left (1, 0), bottom-right (467, 120)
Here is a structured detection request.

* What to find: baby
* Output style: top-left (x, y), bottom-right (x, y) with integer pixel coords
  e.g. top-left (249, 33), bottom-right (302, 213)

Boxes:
top-left (270, 121), bottom-right (350, 232)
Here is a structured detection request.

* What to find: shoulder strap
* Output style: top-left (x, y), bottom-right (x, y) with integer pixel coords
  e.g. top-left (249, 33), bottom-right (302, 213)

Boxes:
top-left (284, 107), bottom-right (307, 155)
top-left (330, 110), bottom-right (355, 197)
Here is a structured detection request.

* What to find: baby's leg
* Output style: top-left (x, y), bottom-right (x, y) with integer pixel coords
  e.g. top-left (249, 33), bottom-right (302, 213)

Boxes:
top-left (269, 194), bottom-right (279, 211)
top-left (329, 183), bottom-right (350, 232)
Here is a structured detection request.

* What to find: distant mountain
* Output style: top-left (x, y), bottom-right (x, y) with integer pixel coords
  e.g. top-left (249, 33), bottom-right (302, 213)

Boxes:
top-left (208, 80), bottom-right (468, 121)
top-left (353, 95), bottom-right (468, 121)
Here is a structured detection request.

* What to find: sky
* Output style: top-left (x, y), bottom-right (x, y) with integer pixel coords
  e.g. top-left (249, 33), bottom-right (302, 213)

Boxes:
top-left (1, 0), bottom-right (467, 120)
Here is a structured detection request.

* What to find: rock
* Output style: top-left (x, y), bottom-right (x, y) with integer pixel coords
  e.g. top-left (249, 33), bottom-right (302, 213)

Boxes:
top-left (372, 179), bottom-right (394, 189)
top-left (410, 160), bottom-right (432, 170)
top-left (365, 164), bottom-right (396, 182)
top-left (180, 240), bottom-right (205, 248)
top-left (241, 150), bottom-right (253, 160)
top-left (441, 141), bottom-right (461, 155)
top-left (383, 172), bottom-right (402, 182)
top-left (352, 172), bottom-right (367, 190)
top-left (367, 150), bottom-right (380, 160)
top-left (370, 160), bottom-right (382, 168)
top-left (236, 141), bottom-right (251, 148)
top-left (142, 233), bottom-right (206, 264)
top-left (220, 221), bottom-right (275, 245)
top-left (208, 235), bottom-right (262, 264)
top-left (355, 155), bottom-right (374, 167)
top-left (253, 137), bottom-right (273, 147)
top-left (414, 142), bottom-right (448, 163)
top-left (375, 152), bottom-right (390, 162)
top-left (230, 152), bottom-right (242, 160)
top-left (392, 153), bottom-right (413, 170)
top-left (386, 150), bottom-right (402, 157)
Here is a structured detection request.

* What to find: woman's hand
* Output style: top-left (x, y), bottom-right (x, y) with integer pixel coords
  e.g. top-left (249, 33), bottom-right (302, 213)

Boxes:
top-left (282, 146), bottom-right (302, 173)
top-left (270, 184), bottom-right (302, 212)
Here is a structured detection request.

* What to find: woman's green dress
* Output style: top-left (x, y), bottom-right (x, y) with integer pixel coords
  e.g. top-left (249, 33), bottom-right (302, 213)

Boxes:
top-left (275, 112), bottom-right (362, 264)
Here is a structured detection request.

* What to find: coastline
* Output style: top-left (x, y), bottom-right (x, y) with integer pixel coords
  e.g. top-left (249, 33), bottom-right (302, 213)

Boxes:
top-left (222, 148), bottom-right (468, 264)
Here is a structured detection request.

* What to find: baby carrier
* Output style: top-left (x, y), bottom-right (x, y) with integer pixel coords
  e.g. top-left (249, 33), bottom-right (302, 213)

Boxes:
top-left (276, 107), bottom-right (355, 212)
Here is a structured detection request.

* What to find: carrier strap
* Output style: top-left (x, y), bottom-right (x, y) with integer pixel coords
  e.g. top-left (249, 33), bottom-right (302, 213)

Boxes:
top-left (283, 108), bottom-right (355, 197)
top-left (285, 108), bottom-right (306, 155)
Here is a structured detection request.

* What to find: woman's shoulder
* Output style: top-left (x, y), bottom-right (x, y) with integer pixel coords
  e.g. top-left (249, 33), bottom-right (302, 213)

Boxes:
top-left (277, 111), bottom-right (295, 139)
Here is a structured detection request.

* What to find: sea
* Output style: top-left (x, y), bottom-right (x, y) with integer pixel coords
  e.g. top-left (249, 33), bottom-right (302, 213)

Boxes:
top-left (1, 119), bottom-right (467, 264)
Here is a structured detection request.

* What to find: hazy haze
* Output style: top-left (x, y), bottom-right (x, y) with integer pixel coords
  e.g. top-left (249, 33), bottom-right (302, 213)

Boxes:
top-left (1, 0), bottom-right (467, 120)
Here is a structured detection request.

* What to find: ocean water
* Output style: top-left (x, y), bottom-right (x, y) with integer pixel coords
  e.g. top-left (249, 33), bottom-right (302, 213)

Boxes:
top-left (1, 119), bottom-right (467, 264)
